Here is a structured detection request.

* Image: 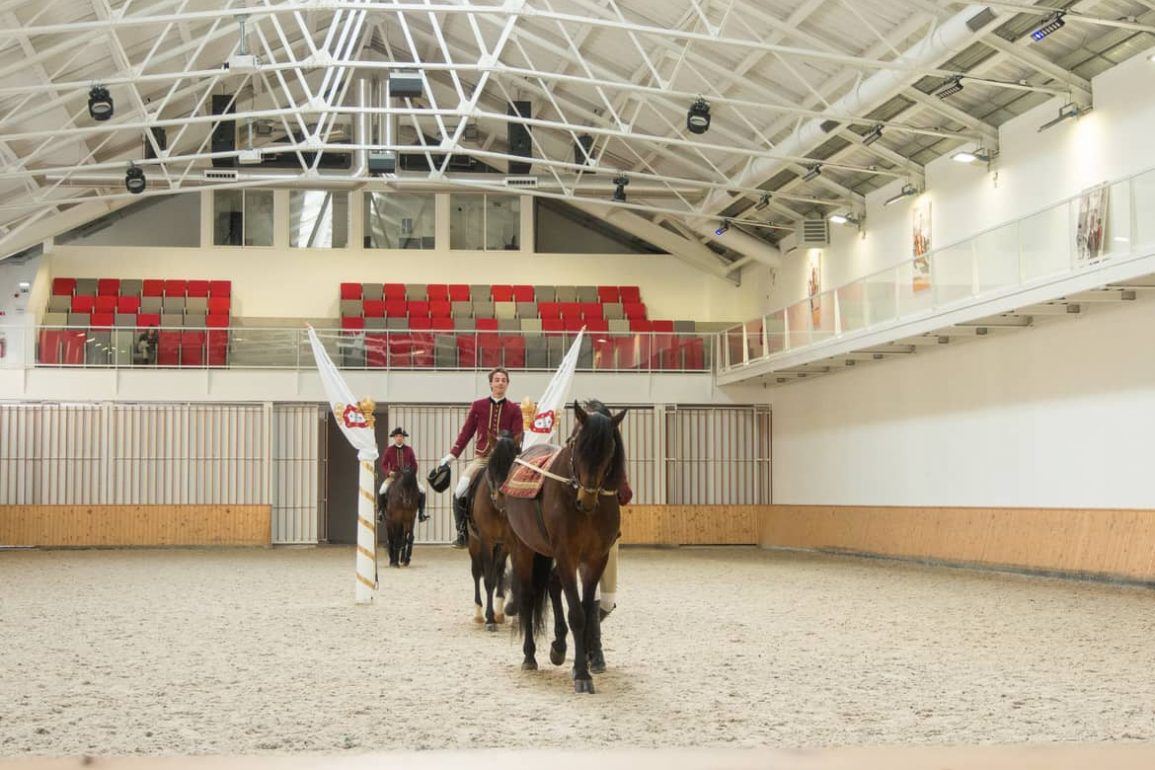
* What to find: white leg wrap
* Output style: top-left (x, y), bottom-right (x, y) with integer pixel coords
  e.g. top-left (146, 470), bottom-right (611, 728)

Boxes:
top-left (454, 472), bottom-right (472, 499)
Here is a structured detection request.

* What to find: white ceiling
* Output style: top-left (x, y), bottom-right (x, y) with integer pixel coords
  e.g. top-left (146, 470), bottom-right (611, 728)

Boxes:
top-left (0, 0), bottom-right (1153, 274)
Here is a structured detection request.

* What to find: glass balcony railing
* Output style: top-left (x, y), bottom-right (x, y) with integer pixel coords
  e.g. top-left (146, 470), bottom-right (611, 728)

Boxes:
top-left (1, 325), bottom-right (713, 374)
top-left (719, 167), bottom-right (1155, 373)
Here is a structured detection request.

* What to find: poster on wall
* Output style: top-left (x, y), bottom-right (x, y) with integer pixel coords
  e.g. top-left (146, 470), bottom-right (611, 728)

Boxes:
top-left (912, 200), bottom-right (931, 293)
top-left (1075, 184), bottom-right (1109, 264)
top-left (807, 249), bottom-right (822, 328)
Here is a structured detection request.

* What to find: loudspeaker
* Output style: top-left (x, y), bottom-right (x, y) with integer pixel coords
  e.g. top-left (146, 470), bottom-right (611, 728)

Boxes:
top-left (211, 94), bottom-right (237, 168)
top-left (574, 133), bottom-right (594, 166)
top-left (144, 126), bottom-right (167, 160)
top-left (507, 101), bottom-right (531, 175)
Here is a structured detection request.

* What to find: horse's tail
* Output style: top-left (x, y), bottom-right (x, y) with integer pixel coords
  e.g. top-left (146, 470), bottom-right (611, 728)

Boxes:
top-left (516, 553), bottom-right (552, 641)
top-left (486, 433), bottom-right (518, 492)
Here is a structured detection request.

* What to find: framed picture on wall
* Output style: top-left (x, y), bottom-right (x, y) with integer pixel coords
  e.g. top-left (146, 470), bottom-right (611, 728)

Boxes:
top-left (912, 200), bottom-right (931, 292)
top-left (1076, 184), bottom-right (1108, 264)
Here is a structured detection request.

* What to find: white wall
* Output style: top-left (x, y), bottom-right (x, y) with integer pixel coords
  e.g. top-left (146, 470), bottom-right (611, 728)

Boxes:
top-left (770, 296), bottom-right (1155, 509)
top-left (769, 48), bottom-right (1155, 309)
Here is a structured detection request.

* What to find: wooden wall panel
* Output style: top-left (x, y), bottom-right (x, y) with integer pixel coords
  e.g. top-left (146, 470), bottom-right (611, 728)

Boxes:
top-left (620, 505), bottom-right (759, 545)
top-left (759, 505), bottom-right (1155, 582)
top-left (0, 505), bottom-right (271, 547)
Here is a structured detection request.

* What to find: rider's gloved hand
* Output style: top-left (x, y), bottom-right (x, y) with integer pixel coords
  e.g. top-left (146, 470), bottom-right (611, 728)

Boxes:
top-left (439, 453), bottom-right (454, 467)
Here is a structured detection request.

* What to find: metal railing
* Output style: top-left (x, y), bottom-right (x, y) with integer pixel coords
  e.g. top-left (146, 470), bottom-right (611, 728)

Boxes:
top-left (6, 325), bottom-right (713, 374)
top-left (720, 165), bottom-right (1155, 372)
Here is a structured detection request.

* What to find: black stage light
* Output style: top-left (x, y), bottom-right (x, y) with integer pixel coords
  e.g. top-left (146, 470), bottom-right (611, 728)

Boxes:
top-left (802, 164), bottom-right (822, 182)
top-left (862, 125), bottom-right (883, 146)
top-left (125, 163), bottom-right (146, 194)
top-left (88, 85), bottom-right (114, 121)
top-left (612, 174), bottom-right (628, 202)
top-left (687, 97), bottom-right (711, 134)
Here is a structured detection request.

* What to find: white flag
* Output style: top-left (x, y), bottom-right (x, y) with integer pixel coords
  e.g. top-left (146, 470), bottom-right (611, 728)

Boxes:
top-left (523, 328), bottom-right (584, 449)
top-left (307, 325), bottom-right (378, 460)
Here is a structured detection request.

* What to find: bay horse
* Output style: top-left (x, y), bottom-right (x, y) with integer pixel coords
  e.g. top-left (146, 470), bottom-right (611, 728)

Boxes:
top-left (503, 400), bottom-right (626, 694)
top-left (467, 432), bottom-right (518, 630)
top-left (380, 466), bottom-right (418, 567)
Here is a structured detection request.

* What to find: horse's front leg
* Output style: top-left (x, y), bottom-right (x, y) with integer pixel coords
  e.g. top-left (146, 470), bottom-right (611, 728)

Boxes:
top-left (471, 543), bottom-right (484, 623)
top-left (581, 556), bottom-right (609, 674)
top-left (481, 538), bottom-right (498, 632)
top-left (548, 566), bottom-right (568, 666)
top-left (556, 559), bottom-right (592, 693)
top-left (493, 544), bottom-right (507, 624)
top-left (402, 527), bottom-right (413, 566)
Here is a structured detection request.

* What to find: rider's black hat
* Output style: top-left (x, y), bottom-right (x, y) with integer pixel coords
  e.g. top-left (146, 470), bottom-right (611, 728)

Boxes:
top-left (390, 427), bottom-right (409, 437)
top-left (427, 463), bottom-right (451, 493)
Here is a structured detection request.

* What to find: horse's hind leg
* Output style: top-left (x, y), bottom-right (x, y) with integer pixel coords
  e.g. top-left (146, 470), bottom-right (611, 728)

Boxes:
top-left (557, 559), bottom-right (593, 694)
top-left (548, 566), bottom-right (568, 666)
top-left (481, 539), bottom-right (498, 632)
top-left (401, 526), bottom-right (413, 566)
top-left (493, 546), bottom-right (507, 624)
top-left (471, 543), bottom-right (484, 623)
top-left (581, 557), bottom-right (609, 674)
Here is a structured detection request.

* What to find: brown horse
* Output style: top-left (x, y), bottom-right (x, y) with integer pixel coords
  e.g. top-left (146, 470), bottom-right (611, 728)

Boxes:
top-left (380, 466), bottom-right (418, 567)
top-left (503, 400), bottom-right (626, 694)
top-left (467, 432), bottom-right (518, 630)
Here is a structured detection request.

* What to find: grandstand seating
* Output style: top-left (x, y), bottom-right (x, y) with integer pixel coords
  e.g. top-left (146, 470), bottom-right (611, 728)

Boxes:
top-left (43, 277), bottom-right (233, 366)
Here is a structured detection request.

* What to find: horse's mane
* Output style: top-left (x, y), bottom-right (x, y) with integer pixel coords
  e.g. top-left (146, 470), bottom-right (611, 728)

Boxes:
top-left (486, 430), bottom-right (519, 491)
top-left (572, 399), bottom-right (626, 491)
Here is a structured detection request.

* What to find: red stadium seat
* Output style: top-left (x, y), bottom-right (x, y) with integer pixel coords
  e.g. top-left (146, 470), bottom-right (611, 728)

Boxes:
top-left (187, 280), bottom-right (210, 298)
top-left (623, 302), bottom-right (647, 320)
top-left (512, 285), bottom-right (534, 303)
top-left (97, 278), bottom-right (120, 296)
top-left (680, 336), bottom-right (705, 370)
top-left (388, 332), bottom-right (413, 367)
top-left (341, 316), bottom-right (365, 330)
top-left (94, 295), bottom-right (117, 314)
top-left (502, 335), bottom-right (525, 368)
top-left (117, 295), bottom-right (141, 315)
top-left (142, 279), bottom-right (165, 297)
top-left (542, 318), bottom-right (564, 333)
top-left (619, 286), bottom-right (641, 303)
top-left (209, 280), bottom-right (231, 298)
top-left (137, 313), bottom-right (161, 327)
top-left (559, 302), bottom-right (582, 320)
top-left (384, 283), bottom-right (406, 300)
top-left (385, 300), bottom-right (407, 318)
top-left (90, 312), bottom-right (114, 327)
top-left (491, 285), bottom-right (514, 302)
top-left (207, 296), bottom-right (231, 315)
top-left (429, 301), bottom-right (452, 318)
top-left (61, 331), bottom-right (86, 365)
top-left (181, 331), bottom-right (206, 366)
top-left (156, 330), bottom-right (181, 366)
top-left (580, 303), bottom-right (602, 320)
top-left (365, 333), bottom-right (388, 368)
top-left (629, 318), bottom-right (652, 333)
top-left (593, 337), bottom-right (616, 370)
top-left (651, 320), bottom-right (674, 333)
top-left (38, 330), bottom-right (63, 364)
top-left (164, 279), bottom-right (187, 297)
top-left (71, 295), bottom-right (95, 313)
top-left (207, 320), bottom-right (229, 366)
top-left (597, 286), bottom-right (619, 304)
top-left (407, 300), bottom-right (429, 317)
top-left (475, 318), bottom-right (499, 330)
top-left (456, 335), bottom-right (477, 368)
top-left (431, 316), bottom-right (454, 331)
top-left (363, 299), bottom-right (386, 318)
top-left (448, 284), bottom-right (470, 302)
top-left (427, 284), bottom-right (449, 301)
top-left (340, 282), bottom-right (362, 300)
top-left (564, 318), bottom-right (584, 333)
top-left (538, 302), bottom-right (560, 320)
top-left (586, 318), bottom-right (609, 333)
top-left (51, 277), bottom-right (76, 296)
top-left (478, 333), bottom-right (502, 367)
top-left (409, 316), bottom-right (432, 330)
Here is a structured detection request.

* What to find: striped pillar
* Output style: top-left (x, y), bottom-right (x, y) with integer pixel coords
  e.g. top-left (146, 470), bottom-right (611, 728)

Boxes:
top-left (355, 452), bottom-right (378, 604)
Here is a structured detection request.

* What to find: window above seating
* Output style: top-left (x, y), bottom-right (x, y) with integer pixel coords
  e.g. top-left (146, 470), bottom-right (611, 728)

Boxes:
top-left (213, 190), bottom-right (274, 247)
top-left (364, 192), bottom-right (435, 250)
top-left (450, 194), bottom-right (520, 251)
top-left (290, 191), bottom-right (349, 248)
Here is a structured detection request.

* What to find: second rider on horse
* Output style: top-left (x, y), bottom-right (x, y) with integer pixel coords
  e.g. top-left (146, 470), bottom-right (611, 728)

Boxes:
top-left (380, 427), bottom-right (428, 522)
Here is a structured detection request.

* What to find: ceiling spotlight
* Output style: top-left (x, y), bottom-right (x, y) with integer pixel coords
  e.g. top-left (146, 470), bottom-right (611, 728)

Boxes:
top-left (124, 163), bottom-right (146, 195)
top-left (1038, 102), bottom-right (1082, 133)
top-left (1030, 12), bottom-right (1065, 42)
top-left (884, 183), bottom-right (918, 207)
top-left (802, 164), bottom-right (822, 182)
top-left (862, 125), bottom-right (883, 146)
top-left (935, 76), bottom-right (964, 99)
top-left (952, 148), bottom-right (991, 164)
top-left (612, 174), bottom-right (629, 202)
top-left (828, 212), bottom-right (860, 226)
top-left (88, 85), bottom-right (113, 121)
top-left (687, 97), bottom-right (711, 134)
top-left (714, 219), bottom-right (731, 237)
top-left (753, 193), bottom-right (771, 211)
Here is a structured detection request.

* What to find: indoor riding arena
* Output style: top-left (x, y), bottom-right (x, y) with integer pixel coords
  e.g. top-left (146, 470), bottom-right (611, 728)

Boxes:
top-left (2, 2), bottom-right (1155, 769)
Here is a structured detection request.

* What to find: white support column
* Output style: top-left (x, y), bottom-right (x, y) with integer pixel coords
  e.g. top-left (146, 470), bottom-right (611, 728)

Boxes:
top-left (654, 403), bottom-right (667, 506)
top-left (519, 193), bottom-right (532, 254)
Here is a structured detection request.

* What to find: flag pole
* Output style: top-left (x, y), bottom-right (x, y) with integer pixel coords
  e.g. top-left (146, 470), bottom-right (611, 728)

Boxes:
top-left (356, 449), bottom-right (378, 605)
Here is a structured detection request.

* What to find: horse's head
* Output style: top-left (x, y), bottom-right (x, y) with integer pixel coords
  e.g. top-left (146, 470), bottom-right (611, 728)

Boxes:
top-left (571, 400), bottom-right (627, 513)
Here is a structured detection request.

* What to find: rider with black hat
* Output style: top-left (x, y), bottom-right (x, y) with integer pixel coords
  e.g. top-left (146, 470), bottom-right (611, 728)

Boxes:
top-left (380, 427), bottom-right (428, 522)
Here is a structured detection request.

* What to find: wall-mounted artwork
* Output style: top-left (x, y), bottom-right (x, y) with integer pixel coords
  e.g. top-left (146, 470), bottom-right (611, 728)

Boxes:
top-left (912, 199), bottom-right (931, 293)
top-left (1075, 184), bottom-right (1108, 264)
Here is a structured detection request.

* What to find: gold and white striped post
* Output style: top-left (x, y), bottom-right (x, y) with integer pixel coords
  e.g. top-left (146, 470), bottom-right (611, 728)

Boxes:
top-left (356, 450), bottom-right (378, 604)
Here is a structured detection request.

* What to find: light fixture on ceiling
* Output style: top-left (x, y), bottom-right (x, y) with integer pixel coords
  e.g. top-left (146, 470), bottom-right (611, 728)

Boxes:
top-left (1038, 102), bottom-right (1082, 132)
top-left (574, 133), bottom-right (594, 165)
top-left (952, 148), bottom-right (991, 163)
top-left (88, 85), bottom-right (113, 121)
top-left (802, 164), bottom-right (822, 182)
top-left (862, 125), bottom-right (883, 146)
top-left (124, 163), bottom-right (146, 195)
top-left (828, 212), bottom-right (860, 226)
top-left (753, 193), bottom-right (771, 211)
top-left (714, 219), bottom-right (731, 236)
top-left (1030, 12), bottom-right (1065, 42)
top-left (884, 183), bottom-right (918, 207)
top-left (687, 97), bottom-right (711, 134)
top-left (612, 174), bottom-right (629, 202)
top-left (935, 76), bottom-right (964, 99)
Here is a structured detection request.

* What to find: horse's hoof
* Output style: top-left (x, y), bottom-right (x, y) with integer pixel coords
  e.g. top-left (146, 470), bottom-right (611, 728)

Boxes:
top-left (574, 678), bottom-right (595, 694)
top-left (549, 642), bottom-right (567, 666)
top-left (504, 599), bottom-right (517, 616)
top-left (402, 560), bottom-right (410, 567)
top-left (473, 605), bottom-right (484, 623)
top-left (485, 622), bottom-right (497, 632)
top-left (588, 651), bottom-right (606, 674)
top-left (521, 659), bottom-right (538, 671)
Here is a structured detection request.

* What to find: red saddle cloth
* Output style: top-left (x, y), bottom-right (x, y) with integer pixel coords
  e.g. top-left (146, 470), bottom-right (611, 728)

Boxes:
top-left (501, 444), bottom-right (562, 499)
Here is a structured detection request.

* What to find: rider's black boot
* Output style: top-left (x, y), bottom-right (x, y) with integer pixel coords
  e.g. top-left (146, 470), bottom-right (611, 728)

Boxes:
top-left (417, 491), bottom-right (428, 522)
top-left (451, 495), bottom-right (468, 548)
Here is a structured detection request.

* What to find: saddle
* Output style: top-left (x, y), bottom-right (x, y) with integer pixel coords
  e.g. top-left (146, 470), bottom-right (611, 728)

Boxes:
top-left (501, 444), bottom-right (562, 499)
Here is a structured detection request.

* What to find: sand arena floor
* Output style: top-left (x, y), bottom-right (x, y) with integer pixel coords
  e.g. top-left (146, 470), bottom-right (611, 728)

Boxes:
top-left (1, 546), bottom-right (1154, 756)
